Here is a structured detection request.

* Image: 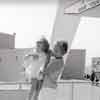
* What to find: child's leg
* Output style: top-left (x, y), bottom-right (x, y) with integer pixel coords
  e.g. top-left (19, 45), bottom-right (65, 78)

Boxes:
top-left (28, 87), bottom-right (35, 100)
top-left (33, 90), bottom-right (39, 100)
top-left (33, 79), bottom-right (44, 100)
top-left (28, 78), bottom-right (37, 100)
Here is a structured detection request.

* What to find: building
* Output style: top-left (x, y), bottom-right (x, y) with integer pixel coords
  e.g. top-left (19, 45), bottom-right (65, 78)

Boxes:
top-left (0, 32), bottom-right (15, 49)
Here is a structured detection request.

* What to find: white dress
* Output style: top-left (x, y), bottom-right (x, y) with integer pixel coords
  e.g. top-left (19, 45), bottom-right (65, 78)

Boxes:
top-left (23, 51), bottom-right (47, 80)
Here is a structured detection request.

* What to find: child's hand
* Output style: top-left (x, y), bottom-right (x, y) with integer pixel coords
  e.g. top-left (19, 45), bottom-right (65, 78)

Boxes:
top-left (38, 71), bottom-right (44, 79)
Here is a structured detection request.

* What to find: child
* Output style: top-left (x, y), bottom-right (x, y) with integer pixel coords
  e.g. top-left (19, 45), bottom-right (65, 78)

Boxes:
top-left (23, 37), bottom-right (50, 100)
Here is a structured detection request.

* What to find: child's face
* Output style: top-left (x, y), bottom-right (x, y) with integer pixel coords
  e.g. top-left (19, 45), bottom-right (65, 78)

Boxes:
top-left (36, 42), bottom-right (44, 53)
top-left (53, 42), bottom-right (62, 57)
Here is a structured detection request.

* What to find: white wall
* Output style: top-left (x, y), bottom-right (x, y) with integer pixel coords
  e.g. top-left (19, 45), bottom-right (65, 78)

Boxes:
top-left (39, 80), bottom-right (100, 100)
top-left (0, 2), bottom-right (58, 48)
top-left (71, 17), bottom-right (100, 72)
top-left (51, 0), bottom-right (100, 49)
top-left (51, 0), bottom-right (80, 47)
top-left (51, 0), bottom-right (100, 73)
top-left (0, 49), bottom-right (33, 81)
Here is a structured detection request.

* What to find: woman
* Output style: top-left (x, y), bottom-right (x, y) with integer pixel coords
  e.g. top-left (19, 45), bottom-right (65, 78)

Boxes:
top-left (39, 40), bottom-right (68, 100)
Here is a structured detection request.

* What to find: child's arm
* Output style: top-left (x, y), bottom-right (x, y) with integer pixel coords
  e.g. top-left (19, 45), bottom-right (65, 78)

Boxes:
top-left (24, 54), bottom-right (39, 61)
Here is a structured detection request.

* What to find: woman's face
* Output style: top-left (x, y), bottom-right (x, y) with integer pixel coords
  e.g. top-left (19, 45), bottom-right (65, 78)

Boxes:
top-left (53, 42), bottom-right (62, 57)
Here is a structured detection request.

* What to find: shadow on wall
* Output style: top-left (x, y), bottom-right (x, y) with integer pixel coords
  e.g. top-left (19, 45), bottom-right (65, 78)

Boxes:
top-left (61, 49), bottom-right (86, 80)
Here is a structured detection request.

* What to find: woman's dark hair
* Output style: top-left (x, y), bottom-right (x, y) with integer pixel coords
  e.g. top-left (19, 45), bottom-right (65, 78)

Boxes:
top-left (57, 41), bottom-right (68, 56)
top-left (36, 38), bottom-right (50, 54)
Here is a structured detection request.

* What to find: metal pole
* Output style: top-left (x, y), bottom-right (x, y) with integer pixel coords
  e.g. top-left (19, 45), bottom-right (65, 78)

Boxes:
top-left (72, 82), bottom-right (74, 100)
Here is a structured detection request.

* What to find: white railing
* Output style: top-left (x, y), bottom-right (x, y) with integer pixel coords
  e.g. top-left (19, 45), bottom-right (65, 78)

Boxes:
top-left (0, 80), bottom-right (97, 90)
top-left (0, 80), bottom-right (99, 100)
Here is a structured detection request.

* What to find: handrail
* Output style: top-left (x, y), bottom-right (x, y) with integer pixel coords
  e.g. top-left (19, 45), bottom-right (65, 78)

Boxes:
top-left (0, 81), bottom-right (30, 85)
top-left (0, 80), bottom-right (99, 91)
top-left (0, 80), bottom-right (97, 85)
top-left (58, 79), bottom-right (92, 83)
top-left (0, 80), bottom-right (99, 87)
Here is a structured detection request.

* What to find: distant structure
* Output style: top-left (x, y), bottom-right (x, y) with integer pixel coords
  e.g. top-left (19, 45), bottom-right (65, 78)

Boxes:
top-left (62, 49), bottom-right (86, 80)
top-left (0, 32), bottom-right (33, 81)
top-left (0, 32), bottom-right (15, 49)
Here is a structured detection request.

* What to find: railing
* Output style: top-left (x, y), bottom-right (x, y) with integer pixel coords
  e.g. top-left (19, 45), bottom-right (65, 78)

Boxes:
top-left (0, 81), bottom-right (30, 90)
top-left (0, 80), bottom-right (99, 100)
top-left (0, 80), bottom-right (98, 90)
top-left (0, 80), bottom-right (99, 91)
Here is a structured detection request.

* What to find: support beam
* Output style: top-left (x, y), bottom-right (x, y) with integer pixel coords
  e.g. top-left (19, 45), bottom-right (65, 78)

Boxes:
top-left (64, 0), bottom-right (100, 14)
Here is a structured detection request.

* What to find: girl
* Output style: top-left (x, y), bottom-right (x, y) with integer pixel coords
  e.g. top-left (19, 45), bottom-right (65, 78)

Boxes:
top-left (24, 37), bottom-right (51, 100)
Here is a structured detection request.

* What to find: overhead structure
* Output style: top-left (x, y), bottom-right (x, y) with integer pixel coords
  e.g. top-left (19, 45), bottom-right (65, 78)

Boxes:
top-left (64, 0), bottom-right (100, 14)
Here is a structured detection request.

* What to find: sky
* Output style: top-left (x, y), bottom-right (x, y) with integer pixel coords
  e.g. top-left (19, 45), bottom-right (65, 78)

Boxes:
top-left (0, 1), bottom-right (58, 48)
top-left (71, 17), bottom-right (100, 72)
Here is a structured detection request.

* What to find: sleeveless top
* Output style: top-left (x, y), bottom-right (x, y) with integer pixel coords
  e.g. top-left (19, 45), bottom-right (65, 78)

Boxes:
top-left (24, 51), bottom-right (47, 80)
top-left (43, 58), bottom-right (64, 89)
